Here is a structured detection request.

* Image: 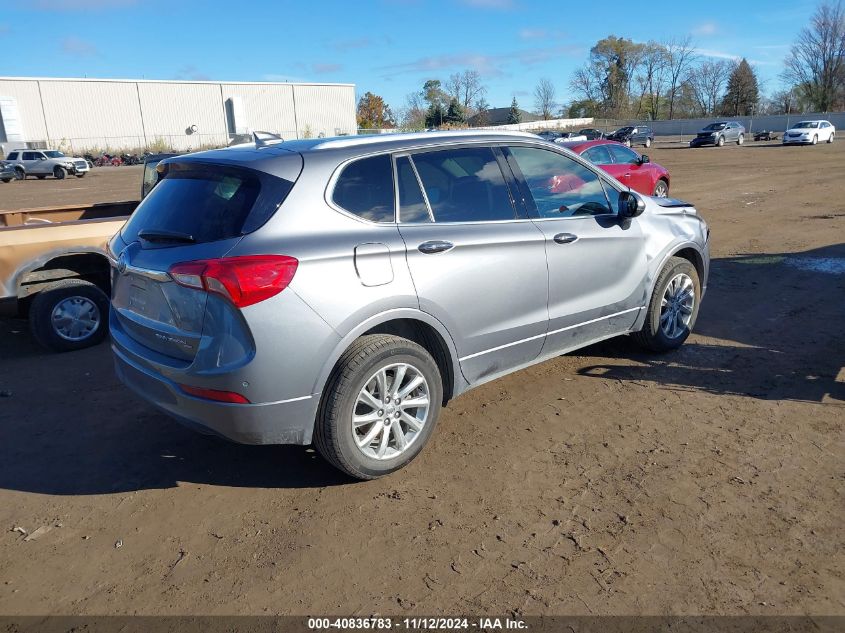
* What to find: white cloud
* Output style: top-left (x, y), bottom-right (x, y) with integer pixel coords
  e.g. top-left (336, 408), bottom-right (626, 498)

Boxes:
top-left (692, 21), bottom-right (718, 36)
top-left (61, 36), bottom-right (97, 56)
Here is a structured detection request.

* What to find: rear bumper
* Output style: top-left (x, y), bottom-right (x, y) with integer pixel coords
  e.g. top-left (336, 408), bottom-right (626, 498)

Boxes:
top-left (112, 343), bottom-right (319, 445)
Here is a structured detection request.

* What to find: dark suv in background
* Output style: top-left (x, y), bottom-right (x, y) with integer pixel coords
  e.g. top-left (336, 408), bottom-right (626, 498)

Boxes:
top-left (690, 121), bottom-right (745, 147)
top-left (607, 125), bottom-right (654, 148)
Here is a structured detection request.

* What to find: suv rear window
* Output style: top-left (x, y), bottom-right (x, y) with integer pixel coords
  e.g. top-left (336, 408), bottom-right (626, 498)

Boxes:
top-left (6, 152), bottom-right (18, 160)
top-left (121, 163), bottom-right (294, 245)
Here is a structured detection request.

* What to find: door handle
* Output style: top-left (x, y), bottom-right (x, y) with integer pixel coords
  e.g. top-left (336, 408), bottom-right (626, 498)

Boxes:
top-left (418, 240), bottom-right (454, 254)
top-left (553, 233), bottom-right (578, 244)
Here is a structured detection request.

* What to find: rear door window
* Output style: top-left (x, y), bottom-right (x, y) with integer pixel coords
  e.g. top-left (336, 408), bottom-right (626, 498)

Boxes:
top-left (332, 154), bottom-right (395, 222)
top-left (122, 163), bottom-right (295, 245)
top-left (581, 145), bottom-right (613, 165)
top-left (409, 147), bottom-right (515, 223)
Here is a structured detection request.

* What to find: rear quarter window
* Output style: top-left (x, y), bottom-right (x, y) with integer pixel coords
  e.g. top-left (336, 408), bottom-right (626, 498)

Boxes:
top-left (331, 154), bottom-right (395, 222)
top-left (121, 163), bottom-right (295, 245)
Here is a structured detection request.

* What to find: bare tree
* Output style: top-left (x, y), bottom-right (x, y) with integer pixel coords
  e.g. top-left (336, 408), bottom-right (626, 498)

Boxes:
top-left (398, 92), bottom-right (427, 130)
top-left (687, 59), bottom-right (732, 116)
top-left (634, 42), bottom-right (669, 120)
top-left (533, 78), bottom-right (557, 119)
top-left (784, 1), bottom-right (845, 112)
top-left (665, 36), bottom-right (698, 119)
top-left (446, 70), bottom-right (487, 114)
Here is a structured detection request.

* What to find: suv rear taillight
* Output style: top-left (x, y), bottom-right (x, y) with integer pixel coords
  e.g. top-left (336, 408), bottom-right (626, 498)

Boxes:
top-left (169, 255), bottom-right (298, 308)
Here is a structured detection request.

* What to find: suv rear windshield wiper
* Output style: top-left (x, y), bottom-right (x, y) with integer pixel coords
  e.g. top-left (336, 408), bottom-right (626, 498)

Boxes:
top-left (138, 229), bottom-right (196, 244)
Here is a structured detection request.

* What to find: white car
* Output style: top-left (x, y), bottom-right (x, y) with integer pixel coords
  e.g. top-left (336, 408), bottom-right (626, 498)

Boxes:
top-left (782, 120), bottom-right (836, 145)
top-left (553, 132), bottom-right (588, 144)
top-left (3, 149), bottom-right (90, 179)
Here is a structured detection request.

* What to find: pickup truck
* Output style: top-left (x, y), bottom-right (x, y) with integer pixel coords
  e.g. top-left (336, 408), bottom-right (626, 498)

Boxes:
top-left (0, 154), bottom-right (173, 351)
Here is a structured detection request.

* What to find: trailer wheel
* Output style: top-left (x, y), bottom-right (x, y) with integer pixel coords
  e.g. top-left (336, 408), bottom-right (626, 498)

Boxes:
top-left (30, 279), bottom-right (110, 352)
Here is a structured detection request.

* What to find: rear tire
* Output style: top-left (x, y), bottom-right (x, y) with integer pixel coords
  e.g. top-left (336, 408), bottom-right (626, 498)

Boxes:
top-left (652, 179), bottom-right (669, 198)
top-left (53, 166), bottom-right (66, 180)
top-left (29, 279), bottom-right (110, 352)
top-left (644, 137), bottom-right (651, 148)
top-left (14, 167), bottom-right (25, 180)
top-left (737, 134), bottom-right (744, 145)
top-left (314, 334), bottom-right (443, 480)
top-left (633, 257), bottom-right (700, 353)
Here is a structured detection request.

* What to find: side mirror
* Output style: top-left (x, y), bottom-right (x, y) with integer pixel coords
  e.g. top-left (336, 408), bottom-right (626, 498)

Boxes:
top-left (619, 190), bottom-right (646, 218)
top-left (639, 154), bottom-right (650, 164)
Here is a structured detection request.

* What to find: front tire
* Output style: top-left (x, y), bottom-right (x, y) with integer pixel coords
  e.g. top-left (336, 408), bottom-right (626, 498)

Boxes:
top-left (644, 137), bottom-right (652, 148)
top-left (633, 257), bottom-right (701, 352)
top-left (314, 335), bottom-right (443, 480)
top-left (14, 167), bottom-right (25, 180)
top-left (828, 133), bottom-right (834, 143)
top-left (53, 166), bottom-right (66, 180)
top-left (717, 136), bottom-right (725, 147)
top-left (625, 139), bottom-right (632, 147)
top-left (737, 134), bottom-right (744, 145)
top-left (29, 279), bottom-right (110, 352)
top-left (812, 135), bottom-right (818, 145)
top-left (652, 179), bottom-right (669, 198)
top-left (76, 173), bottom-right (86, 178)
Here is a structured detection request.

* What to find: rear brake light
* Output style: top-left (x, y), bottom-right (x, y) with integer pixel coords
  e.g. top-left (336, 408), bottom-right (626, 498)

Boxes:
top-left (179, 384), bottom-right (250, 404)
top-left (169, 255), bottom-right (298, 308)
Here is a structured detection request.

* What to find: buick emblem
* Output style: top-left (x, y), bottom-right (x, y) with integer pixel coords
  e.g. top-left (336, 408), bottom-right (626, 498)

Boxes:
top-left (116, 251), bottom-right (129, 275)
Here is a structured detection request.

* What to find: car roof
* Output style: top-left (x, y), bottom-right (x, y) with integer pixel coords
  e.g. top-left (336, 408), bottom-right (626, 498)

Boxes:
top-left (558, 139), bottom-right (631, 153)
top-left (185, 130), bottom-right (544, 165)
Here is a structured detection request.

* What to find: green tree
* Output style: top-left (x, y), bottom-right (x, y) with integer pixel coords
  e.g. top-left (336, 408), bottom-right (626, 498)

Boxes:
top-left (507, 97), bottom-right (522, 124)
top-left (423, 79), bottom-right (449, 109)
top-left (570, 35), bottom-right (645, 117)
top-left (356, 92), bottom-right (395, 129)
top-left (721, 59), bottom-right (760, 116)
top-left (425, 102), bottom-right (446, 128)
top-left (444, 98), bottom-right (466, 124)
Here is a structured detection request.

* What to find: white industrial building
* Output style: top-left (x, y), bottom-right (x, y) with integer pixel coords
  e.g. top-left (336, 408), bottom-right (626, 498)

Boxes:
top-left (0, 76), bottom-right (357, 154)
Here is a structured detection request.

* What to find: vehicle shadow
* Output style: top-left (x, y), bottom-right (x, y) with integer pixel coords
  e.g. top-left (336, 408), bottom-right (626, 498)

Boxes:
top-left (577, 243), bottom-right (845, 405)
top-left (0, 318), bottom-right (350, 494)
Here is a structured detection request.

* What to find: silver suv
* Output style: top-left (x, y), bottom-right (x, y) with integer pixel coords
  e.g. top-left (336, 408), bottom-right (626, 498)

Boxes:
top-left (3, 149), bottom-right (90, 179)
top-left (109, 131), bottom-right (709, 479)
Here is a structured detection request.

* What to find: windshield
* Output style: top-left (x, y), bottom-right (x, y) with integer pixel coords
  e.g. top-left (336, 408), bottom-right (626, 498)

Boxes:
top-left (43, 150), bottom-right (66, 158)
top-left (794, 121), bottom-right (818, 128)
top-left (703, 123), bottom-right (726, 131)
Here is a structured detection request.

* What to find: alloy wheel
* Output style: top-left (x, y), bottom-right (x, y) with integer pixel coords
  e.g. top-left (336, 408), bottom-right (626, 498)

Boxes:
top-left (659, 274), bottom-right (695, 339)
top-left (352, 363), bottom-right (430, 460)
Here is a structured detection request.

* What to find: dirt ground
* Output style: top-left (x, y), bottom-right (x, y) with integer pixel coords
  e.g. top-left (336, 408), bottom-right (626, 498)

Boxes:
top-left (0, 141), bottom-right (843, 617)
top-left (0, 165), bottom-right (143, 210)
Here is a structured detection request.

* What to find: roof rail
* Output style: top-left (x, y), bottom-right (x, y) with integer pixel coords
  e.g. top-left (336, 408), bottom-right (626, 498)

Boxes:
top-left (252, 131), bottom-right (284, 148)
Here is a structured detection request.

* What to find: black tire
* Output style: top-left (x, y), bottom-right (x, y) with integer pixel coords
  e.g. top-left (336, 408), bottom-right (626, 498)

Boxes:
top-left (737, 133), bottom-right (744, 145)
top-left (14, 167), bottom-right (25, 180)
top-left (717, 136), bottom-right (725, 147)
top-left (53, 166), bottom-right (66, 180)
top-left (1, 178), bottom-right (11, 183)
top-left (633, 257), bottom-right (701, 353)
top-left (828, 133), bottom-right (834, 144)
top-left (29, 279), bottom-right (110, 353)
top-left (314, 334), bottom-right (443, 480)
top-left (652, 179), bottom-right (669, 198)
top-left (36, 174), bottom-right (47, 180)
top-left (644, 137), bottom-right (652, 148)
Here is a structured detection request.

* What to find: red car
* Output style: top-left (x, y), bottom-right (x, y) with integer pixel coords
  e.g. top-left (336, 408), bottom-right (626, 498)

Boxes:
top-left (559, 139), bottom-right (670, 198)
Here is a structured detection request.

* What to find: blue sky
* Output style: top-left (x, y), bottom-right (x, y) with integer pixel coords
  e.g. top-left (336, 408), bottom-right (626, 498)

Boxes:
top-left (0, 0), bottom-right (817, 112)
